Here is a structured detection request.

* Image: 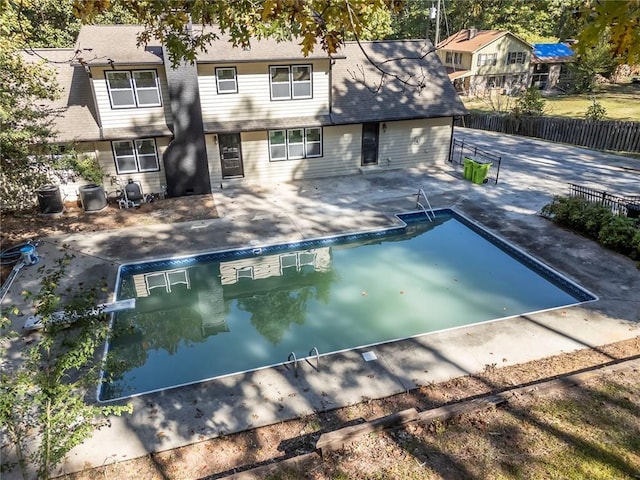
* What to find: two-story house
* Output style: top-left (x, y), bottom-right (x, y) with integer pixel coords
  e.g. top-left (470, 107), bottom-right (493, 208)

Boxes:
top-left (32, 24), bottom-right (466, 200)
top-left (437, 28), bottom-right (532, 96)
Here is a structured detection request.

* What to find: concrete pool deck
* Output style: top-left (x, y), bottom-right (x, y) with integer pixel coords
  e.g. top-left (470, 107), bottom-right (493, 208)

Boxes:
top-left (2, 127), bottom-right (639, 477)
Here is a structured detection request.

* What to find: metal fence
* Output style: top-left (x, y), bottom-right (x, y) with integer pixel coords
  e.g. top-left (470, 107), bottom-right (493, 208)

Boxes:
top-left (457, 114), bottom-right (640, 153)
top-left (449, 138), bottom-right (502, 184)
top-left (568, 183), bottom-right (640, 218)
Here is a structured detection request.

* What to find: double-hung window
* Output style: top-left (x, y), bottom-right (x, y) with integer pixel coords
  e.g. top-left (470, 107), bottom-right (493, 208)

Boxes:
top-left (216, 67), bottom-right (238, 93)
top-left (507, 51), bottom-right (526, 64)
top-left (269, 65), bottom-right (312, 100)
top-left (112, 139), bottom-right (160, 174)
top-left (477, 53), bottom-right (497, 66)
top-left (106, 70), bottom-right (161, 108)
top-left (269, 127), bottom-right (322, 161)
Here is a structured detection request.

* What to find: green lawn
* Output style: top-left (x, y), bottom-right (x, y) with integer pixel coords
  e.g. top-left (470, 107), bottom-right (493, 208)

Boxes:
top-left (463, 82), bottom-right (640, 122)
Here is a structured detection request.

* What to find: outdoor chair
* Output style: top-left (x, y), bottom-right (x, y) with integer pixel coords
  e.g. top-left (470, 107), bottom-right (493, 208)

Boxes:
top-left (118, 179), bottom-right (150, 209)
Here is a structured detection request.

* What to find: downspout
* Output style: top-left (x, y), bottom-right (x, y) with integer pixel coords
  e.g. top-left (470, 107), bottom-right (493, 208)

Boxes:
top-left (328, 58), bottom-right (334, 116)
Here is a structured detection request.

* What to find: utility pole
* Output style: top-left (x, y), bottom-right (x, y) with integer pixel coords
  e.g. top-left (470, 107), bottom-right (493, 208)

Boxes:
top-left (434, 0), bottom-right (441, 45)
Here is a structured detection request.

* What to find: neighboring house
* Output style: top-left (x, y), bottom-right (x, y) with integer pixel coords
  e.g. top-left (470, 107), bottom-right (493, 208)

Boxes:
top-left (437, 28), bottom-right (532, 96)
top-left (530, 43), bottom-right (575, 91)
top-left (27, 24), bottom-right (466, 200)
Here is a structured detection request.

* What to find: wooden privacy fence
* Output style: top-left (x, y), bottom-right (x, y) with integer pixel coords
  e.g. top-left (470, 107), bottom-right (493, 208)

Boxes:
top-left (458, 114), bottom-right (640, 153)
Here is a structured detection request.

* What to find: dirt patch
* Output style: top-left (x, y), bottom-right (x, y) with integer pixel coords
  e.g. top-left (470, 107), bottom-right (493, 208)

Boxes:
top-left (1, 195), bottom-right (218, 245)
top-left (58, 338), bottom-right (640, 480)
top-left (0, 195), bottom-right (218, 282)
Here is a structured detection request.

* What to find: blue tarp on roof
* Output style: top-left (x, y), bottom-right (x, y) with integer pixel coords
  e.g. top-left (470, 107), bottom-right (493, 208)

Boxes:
top-left (533, 43), bottom-right (574, 59)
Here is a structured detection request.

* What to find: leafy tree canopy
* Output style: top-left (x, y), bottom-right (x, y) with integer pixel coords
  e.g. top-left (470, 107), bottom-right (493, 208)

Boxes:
top-left (389, 0), bottom-right (581, 43)
top-left (0, 0), bottom-right (60, 210)
top-left (574, 0), bottom-right (640, 66)
top-left (72, 0), bottom-right (403, 65)
top-left (7, 0), bottom-right (137, 49)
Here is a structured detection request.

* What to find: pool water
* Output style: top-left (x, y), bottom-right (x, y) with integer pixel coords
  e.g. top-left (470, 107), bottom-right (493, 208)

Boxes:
top-left (99, 210), bottom-right (595, 401)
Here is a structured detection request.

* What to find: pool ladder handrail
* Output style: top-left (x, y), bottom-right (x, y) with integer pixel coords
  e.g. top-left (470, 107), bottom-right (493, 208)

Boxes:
top-left (287, 347), bottom-right (321, 376)
top-left (309, 346), bottom-right (320, 371)
top-left (288, 351), bottom-right (298, 377)
top-left (416, 188), bottom-right (435, 222)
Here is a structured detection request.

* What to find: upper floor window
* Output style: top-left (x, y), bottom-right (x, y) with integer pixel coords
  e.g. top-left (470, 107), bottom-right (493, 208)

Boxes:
top-left (269, 127), bottom-right (322, 161)
top-left (445, 52), bottom-right (462, 65)
top-left (106, 70), bottom-right (161, 108)
top-left (507, 51), bottom-right (526, 64)
top-left (216, 67), bottom-right (238, 94)
top-left (477, 53), bottom-right (497, 66)
top-left (269, 65), bottom-right (312, 100)
top-left (112, 138), bottom-right (160, 174)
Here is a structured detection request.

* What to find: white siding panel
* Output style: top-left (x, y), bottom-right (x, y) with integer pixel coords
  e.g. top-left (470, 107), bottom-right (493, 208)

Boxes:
top-left (211, 120), bottom-right (453, 187)
top-left (379, 118), bottom-right (452, 168)
top-left (233, 125), bottom-right (360, 185)
top-left (199, 61), bottom-right (330, 123)
top-left (92, 66), bottom-right (172, 130)
top-left (95, 138), bottom-right (169, 197)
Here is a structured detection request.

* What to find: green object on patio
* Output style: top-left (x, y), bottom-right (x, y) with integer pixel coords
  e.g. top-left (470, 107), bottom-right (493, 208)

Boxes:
top-left (463, 157), bottom-right (474, 181)
top-left (472, 161), bottom-right (492, 184)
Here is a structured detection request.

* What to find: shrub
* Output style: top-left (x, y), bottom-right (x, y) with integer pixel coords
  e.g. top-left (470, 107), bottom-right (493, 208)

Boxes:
top-left (585, 97), bottom-right (607, 120)
top-left (631, 230), bottom-right (640, 260)
top-left (543, 196), bottom-right (640, 260)
top-left (598, 216), bottom-right (638, 255)
top-left (542, 196), bottom-right (590, 232)
top-left (512, 87), bottom-right (546, 117)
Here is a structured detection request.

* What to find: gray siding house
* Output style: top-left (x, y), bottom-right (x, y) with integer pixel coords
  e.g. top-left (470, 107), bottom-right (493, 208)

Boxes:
top-left (34, 25), bottom-right (467, 200)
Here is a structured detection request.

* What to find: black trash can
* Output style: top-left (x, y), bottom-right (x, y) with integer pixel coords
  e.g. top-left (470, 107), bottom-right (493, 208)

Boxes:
top-left (626, 203), bottom-right (640, 219)
top-left (36, 185), bottom-right (64, 214)
top-left (78, 184), bottom-right (107, 212)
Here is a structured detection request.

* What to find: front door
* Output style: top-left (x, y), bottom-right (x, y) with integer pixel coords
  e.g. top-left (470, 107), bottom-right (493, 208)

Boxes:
top-left (361, 122), bottom-right (379, 166)
top-left (218, 133), bottom-right (244, 178)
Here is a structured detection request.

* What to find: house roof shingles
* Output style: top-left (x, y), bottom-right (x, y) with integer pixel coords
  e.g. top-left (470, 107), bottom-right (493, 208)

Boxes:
top-left (20, 48), bottom-right (102, 143)
top-left (437, 29), bottom-right (531, 53)
top-left (331, 40), bottom-right (467, 124)
top-left (27, 26), bottom-right (466, 142)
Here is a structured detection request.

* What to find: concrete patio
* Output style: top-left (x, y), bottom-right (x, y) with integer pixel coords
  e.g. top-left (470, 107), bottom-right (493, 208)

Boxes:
top-left (2, 127), bottom-right (639, 478)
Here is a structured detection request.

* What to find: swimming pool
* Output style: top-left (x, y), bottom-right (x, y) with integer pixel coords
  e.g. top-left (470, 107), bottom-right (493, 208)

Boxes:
top-left (98, 209), bottom-right (596, 401)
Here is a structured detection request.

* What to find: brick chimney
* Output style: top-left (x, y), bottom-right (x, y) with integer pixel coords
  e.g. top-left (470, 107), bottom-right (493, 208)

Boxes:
top-left (161, 22), bottom-right (211, 197)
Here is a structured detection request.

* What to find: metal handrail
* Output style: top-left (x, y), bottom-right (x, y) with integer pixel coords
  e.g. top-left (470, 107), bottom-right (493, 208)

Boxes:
top-left (416, 189), bottom-right (435, 222)
top-left (288, 352), bottom-right (298, 377)
top-left (309, 347), bottom-right (320, 371)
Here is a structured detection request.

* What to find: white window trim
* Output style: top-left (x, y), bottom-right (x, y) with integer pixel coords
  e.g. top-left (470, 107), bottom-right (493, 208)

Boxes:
top-left (216, 67), bottom-right (238, 94)
top-left (477, 53), bottom-right (497, 66)
top-left (269, 64), bottom-right (313, 100)
top-left (268, 127), bottom-right (322, 161)
top-left (112, 138), bottom-right (160, 174)
top-left (106, 70), bottom-right (161, 109)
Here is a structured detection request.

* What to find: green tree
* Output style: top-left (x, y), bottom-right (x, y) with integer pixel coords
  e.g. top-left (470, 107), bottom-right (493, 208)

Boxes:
top-left (5, 0), bottom-right (138, 49)
top-left (0, 2), bottom-right (60, 210)
top-left (570, 38), bottom-right (615, 92)
top-left (73, 0), bottom-right (404, 65)
top-left (574, 0), bottom-right (640, 67)
top-left (584, 97), bottom-right (607, 120)
top-left (512, 87), bottom-right (546, 117)
top-left (0, 254), bottom-right (131, 479)
top-left (440, 0), bottom-right (573, 42)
